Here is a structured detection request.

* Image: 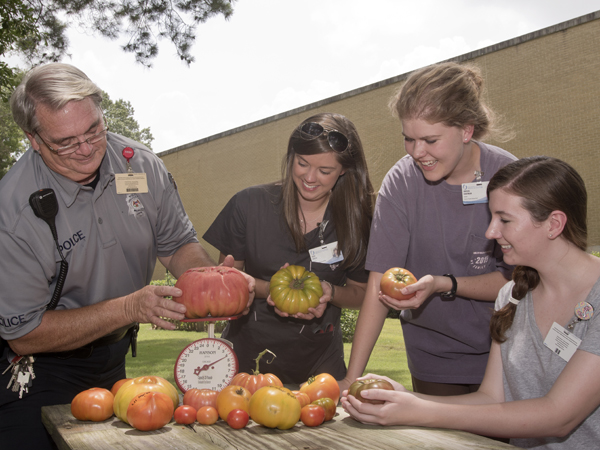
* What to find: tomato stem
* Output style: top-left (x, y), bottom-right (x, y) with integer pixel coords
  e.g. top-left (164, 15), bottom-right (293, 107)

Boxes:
top-left (253, 349), bottom-right (276, 375)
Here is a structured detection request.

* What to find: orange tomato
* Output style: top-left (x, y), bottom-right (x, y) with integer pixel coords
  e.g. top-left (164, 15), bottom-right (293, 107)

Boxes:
top-left (292, 390), bottom-right (311, 408)
top-left (127, 391), bottom-right (174, 431)
top-left (299, 373), bottom-right (340, 404)
top-left (215, 385), bottom-right (251, 421)
top-left (71, 388), bottom-right (114, 422)
top-left (380, 267), bottom-right (418, 300)
top-left (110, 378), bottom-right (131, 397)
top-left (197, 406), bottom-right (219, 425)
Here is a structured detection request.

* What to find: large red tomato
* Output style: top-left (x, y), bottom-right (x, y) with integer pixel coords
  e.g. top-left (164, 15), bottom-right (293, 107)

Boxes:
top-left (113, 376), bottom-right (179, 423)
top-left (269, 265), bottom-right (323, 314)
top-left (71, 388), bottom-right (114, 422)
top-left (299, 373), bottom-right (340, 404)
top-left (215, 385), bottom-right (251, 421)
top-left (174, 266), bottom-right (249, 318)
top-left (380, 267), bottom-right (418, 300)
top-left (183, 388), bottom-right (219, 411)
top-left (127, 391), bottom-right (174, 431)
top-left (348, 379), bottom-right (394, 405)
top-left (248, 386), bottom-right (301, 430)
top-left (230, 349), bottom-right (283, 395)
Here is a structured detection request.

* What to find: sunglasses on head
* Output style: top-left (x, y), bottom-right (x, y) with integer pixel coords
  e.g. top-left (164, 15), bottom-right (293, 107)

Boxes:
top-left (299, 122), bottom-right (349, 153)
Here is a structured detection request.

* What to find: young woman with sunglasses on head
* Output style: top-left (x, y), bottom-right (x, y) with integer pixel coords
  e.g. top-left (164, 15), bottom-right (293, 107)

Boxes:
top-left (339, 62), bottom-right (517, 396)
top-left (342, 156), bottom-right (600, 448)
top-left (203, 113), bottom-right (374, 384)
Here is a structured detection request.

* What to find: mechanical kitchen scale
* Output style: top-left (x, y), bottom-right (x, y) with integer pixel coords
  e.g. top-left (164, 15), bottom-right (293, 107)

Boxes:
top-left (173, 314), bottom-right (241, 393)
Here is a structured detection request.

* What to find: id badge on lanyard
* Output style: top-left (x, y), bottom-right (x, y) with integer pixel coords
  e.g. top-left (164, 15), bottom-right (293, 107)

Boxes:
top-left (115, 147), bottom-right (149, 194)
top-left (308, 220), bottom-right (343, 268)
top-left (462, 170), bottom-right (488, 205)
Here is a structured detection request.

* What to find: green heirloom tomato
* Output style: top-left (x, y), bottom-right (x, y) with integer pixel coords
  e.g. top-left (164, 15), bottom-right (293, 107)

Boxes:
top-left (269, 265), bottom-right (323, 315)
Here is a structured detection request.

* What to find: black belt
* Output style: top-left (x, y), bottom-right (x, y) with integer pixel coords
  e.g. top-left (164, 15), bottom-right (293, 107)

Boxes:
top-left (35, 323), bottom-right (139, 359)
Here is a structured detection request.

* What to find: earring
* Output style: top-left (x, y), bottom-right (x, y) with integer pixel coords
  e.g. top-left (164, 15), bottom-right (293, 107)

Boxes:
top-left (549, 234), bottom-right (553, 238)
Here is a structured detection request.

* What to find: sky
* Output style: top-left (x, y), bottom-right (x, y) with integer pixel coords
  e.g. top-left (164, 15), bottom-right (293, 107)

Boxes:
top-left (20, 0), bottom-right (600, 153)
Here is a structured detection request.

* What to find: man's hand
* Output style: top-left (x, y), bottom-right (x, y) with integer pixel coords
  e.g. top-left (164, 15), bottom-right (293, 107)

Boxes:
top-left (123, 285), bottom-right (187, 330)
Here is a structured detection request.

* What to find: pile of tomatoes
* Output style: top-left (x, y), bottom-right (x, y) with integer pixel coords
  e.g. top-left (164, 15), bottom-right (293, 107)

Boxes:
top-left (70, 371), bottom-right (341, 432)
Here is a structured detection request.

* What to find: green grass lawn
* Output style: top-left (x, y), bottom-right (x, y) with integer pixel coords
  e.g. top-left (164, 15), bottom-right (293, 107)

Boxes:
top-left (125, 318), bottom-right (411, 393)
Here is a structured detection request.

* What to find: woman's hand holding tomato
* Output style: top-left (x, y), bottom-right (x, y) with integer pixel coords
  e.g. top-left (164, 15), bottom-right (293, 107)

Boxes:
top-left (379, 272), bottom-right (436, 311)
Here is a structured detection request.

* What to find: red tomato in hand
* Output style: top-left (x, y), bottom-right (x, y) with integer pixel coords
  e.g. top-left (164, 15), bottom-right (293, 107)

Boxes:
top-left (312, 398), bottom-right (336, 421)
top-left (127, 391), bottom-right (174, 431)
top-left (71, 388), bottom-right (114, 422)
top-left (197, 406), bottom-right (219, 425)
top-left (226, 409), bottom-right (250, 429)
top-left (216, 385), bottom-right (251, 421)
top-left (292, 390), bottom-right (311, 408)
top-left (174, 405), bottom-right (197, 425)
top-left (299, 373), bottom-right (340, 404)
top-left (174, 266), bottom-right (249, 318)
top-left (380, 268), bottom-right (418, 300)
top-left (183, 388), bottom-right (219, 411)
top-left (348, 379), bottom-right (395, 405)
top-left (300, 404), bottom-right (325, 427)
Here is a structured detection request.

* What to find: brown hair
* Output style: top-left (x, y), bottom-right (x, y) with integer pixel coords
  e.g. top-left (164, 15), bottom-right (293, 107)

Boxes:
top-left (279, 113), bottom-right (374, 270)
top-left (488, 156), bottom-right (587, 342)
top-left (389, 61), bottom-right (512, 142)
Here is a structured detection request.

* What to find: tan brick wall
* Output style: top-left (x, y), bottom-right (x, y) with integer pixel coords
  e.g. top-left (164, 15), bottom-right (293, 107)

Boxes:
top-left (154, 12), bottom-right (600, 280)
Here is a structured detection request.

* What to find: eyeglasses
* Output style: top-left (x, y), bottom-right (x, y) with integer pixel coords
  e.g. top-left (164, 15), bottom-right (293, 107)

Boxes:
top-left (36, 120), bottom-right (109, 156)
top-left (298, 122), bottom-right (349, 153)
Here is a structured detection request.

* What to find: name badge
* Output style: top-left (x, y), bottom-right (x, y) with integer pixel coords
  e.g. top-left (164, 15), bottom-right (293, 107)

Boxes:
top-left (462, 181), bottom-right (489, 205)
top-left (309, 241), bottom-right (343, 264)
top-left (116, 173), bottom-right (149, 194)
top-left (543, 322), bottom-right (581, 362)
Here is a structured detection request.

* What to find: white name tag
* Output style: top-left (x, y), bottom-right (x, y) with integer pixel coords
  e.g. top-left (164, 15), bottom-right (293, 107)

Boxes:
top-left (462, 181), bottom-right (489, 204)
top-left (116, 173), bottom-right (149, 194)
top-left (543, 322), bottom-right (581, 362)
top-left (309, 241), bottom-right (343, 264)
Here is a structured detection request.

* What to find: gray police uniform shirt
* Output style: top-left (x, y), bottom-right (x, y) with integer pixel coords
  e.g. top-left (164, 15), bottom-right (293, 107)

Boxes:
top-left (366, 142), bottom-right (516, 385)
top-left (0, 133), bottom-right (198, 341)
top-left (496, 280), bottom-right (600, 449)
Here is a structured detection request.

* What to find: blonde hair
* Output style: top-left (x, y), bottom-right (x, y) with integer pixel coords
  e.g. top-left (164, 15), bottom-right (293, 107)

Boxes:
top-left (389, 62), bottom-right (512, 142)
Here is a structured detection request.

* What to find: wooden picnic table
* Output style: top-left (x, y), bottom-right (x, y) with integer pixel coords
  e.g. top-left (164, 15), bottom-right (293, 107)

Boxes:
top-left (42, 404), bottom-right (516, 449)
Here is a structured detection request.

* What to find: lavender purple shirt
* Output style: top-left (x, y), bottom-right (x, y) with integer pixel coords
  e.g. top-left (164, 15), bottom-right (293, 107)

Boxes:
top-left (366, 142), bottom-right (516, 384)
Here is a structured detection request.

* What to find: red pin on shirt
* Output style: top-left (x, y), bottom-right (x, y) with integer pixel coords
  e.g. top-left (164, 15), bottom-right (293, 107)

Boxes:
top-left (122, 147), bottom-right (134, 173)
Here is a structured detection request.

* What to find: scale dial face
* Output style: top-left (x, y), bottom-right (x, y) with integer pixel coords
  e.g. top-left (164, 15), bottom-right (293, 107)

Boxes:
top-left (174, 338), bottom-right (238, 393)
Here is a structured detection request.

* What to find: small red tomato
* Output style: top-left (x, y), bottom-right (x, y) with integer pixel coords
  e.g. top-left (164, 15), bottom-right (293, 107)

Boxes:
top-left (300, 404), bottom-right (325, 427)
top-left (380, 267), bottom-right (418, 300)
top-left (174, 405), bottom-right (197, 425)
top-left (311, 398), bottom-right (336, 421)
top-left (196, 406), bottom-right (219, 425)
top-left (226, 409), bottom-right (250, 429)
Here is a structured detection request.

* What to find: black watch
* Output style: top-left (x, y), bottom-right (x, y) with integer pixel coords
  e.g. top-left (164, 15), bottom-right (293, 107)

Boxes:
top-left (441, 274), bottom-right (457, 299)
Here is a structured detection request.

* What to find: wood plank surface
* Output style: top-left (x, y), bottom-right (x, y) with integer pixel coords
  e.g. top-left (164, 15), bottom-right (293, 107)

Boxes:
top-left (42, 404), bottom-right (516, 449)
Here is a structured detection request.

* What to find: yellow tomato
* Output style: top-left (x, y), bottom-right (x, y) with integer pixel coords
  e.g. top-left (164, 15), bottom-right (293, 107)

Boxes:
top-left (249, 386), bottom-right (301, 430)
top-left (216, 385), bottom-right (251, 421)
top-left (113, 376), bottom-right (179, 424)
